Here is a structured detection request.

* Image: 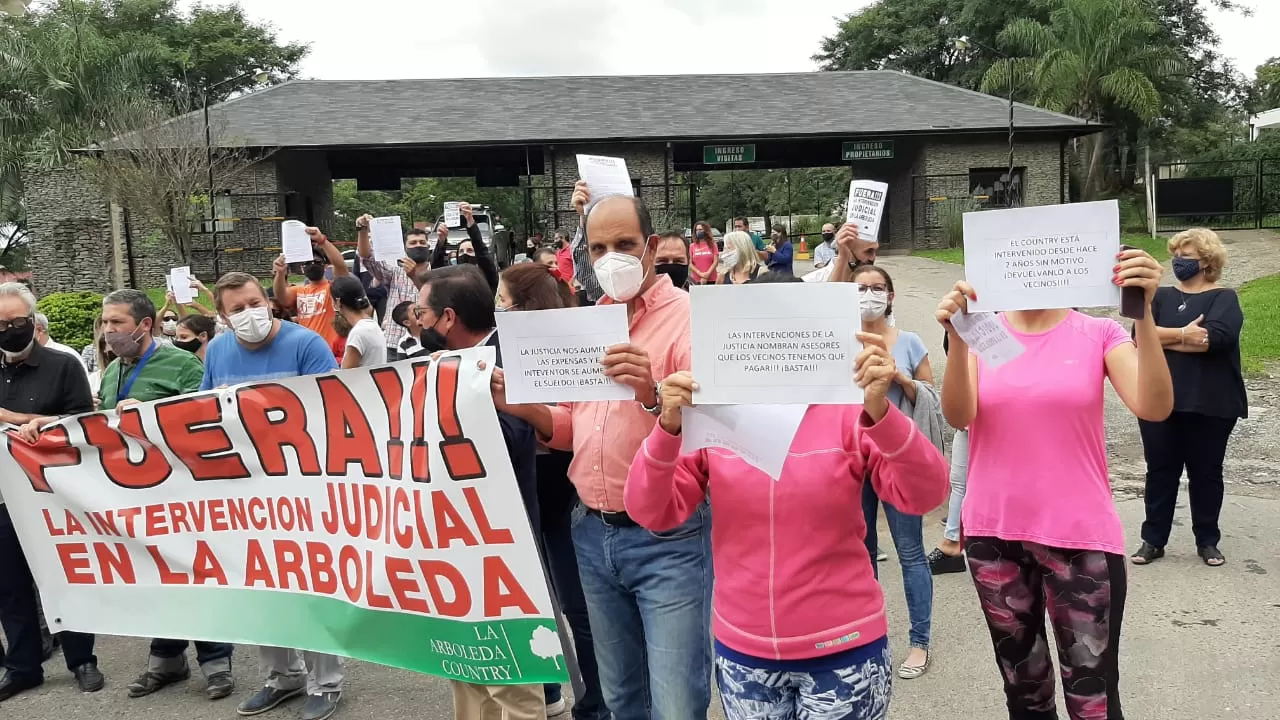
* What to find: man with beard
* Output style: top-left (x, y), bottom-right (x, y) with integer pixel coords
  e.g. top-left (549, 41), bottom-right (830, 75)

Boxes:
top-left (356, 219), bottom-right (433, 361)
top-left (272, 226), bottom-right (349, 347)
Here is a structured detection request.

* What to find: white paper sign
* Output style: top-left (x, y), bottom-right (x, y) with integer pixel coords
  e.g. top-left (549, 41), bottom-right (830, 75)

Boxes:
top-left (281, 220), bottom-right (313, 263)
top-left (576, 155), bottom-right (634, 209)
top-left (691, 283), bottom-right (863, 405)
top-left (846, 180), bottom-right (889, 242)
top-left (443, 202), bottom-right (461, 228)
top-left (369, 216), bottom-right (406, 262)
top-left (495, 305), bottom-right (633, 404)
top-left (964, 200), bottom-right (1122, 313)
top-left (681, 404), bottom-right (808, 480)
top-left (950, 311), bottom-right (1025, 368)
top-left (170, 266), bottom-right (194, 304)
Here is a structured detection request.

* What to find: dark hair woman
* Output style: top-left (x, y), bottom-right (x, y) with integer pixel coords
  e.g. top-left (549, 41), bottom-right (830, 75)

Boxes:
top-left (688, 220), bottom-right (720, 285)
top-left (497, 262), bottom-right (576, 311)
top-left (173, 315), bottom-right (217, 362)
top-left (330, 276), bottom-right (386, 369)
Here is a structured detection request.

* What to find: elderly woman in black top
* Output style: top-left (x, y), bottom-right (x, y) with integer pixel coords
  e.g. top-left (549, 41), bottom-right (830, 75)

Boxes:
top-left (1131, 228), bottom-right (1247, 568)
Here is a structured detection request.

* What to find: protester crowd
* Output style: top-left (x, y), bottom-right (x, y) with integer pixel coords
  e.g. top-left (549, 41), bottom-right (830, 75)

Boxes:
top-left (0, 172), bottom-right (1247, 720)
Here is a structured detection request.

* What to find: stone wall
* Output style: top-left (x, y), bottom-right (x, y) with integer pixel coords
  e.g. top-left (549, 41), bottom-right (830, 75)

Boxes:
top-left (913, 136), bottom-right (1065, 249)
top-left (540, 143), bottom-right (675, 234)
top-left (22, 166), bottom-right (119, 295)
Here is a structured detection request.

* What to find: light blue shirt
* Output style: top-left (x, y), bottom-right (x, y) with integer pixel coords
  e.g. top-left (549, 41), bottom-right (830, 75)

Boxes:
top-left (888, 330), bottom-right (929, 410)
top-left (200, 321), bottom-right (337, 390)
top-left (813, 241), bottom-right (837, 267)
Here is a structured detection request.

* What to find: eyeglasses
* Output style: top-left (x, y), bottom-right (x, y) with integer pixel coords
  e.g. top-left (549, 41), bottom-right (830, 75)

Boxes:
top-left (0, 316), bottom-right (32, 332)
top-left (412, 305), bottom-right (432, 321)
top-left (855, 284), bottom-right (889, 293)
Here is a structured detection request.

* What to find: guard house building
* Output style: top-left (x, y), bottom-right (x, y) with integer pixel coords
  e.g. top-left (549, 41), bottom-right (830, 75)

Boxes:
top-left (24, 71), bottom-right (1100, 293)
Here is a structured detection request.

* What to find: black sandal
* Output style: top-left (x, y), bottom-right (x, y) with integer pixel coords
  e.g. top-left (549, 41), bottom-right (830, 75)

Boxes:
top-left (1130, 542), bottom-right (1164, 565)
top-left (1198, 545), bottom-right (1225, 567)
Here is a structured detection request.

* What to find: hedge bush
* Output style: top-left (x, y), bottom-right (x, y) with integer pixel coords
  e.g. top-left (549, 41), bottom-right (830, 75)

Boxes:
top-left (36, 291), bottom-right (103, 353)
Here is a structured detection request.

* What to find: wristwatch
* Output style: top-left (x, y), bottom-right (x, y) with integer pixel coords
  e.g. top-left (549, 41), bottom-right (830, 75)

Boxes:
top-left (640, 382), bottom-right (662, 416)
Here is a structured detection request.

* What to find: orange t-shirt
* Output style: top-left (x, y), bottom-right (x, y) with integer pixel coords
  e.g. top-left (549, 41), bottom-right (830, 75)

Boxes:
top-left (293, 281), bottom-right (338, 344)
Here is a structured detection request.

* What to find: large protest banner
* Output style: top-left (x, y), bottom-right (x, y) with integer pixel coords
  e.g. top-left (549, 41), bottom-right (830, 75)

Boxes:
top-left (0, 348), bottom-right (567, 685)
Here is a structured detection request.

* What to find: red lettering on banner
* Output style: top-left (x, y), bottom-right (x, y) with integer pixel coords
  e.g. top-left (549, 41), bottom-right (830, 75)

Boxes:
top-left (236, 384), bottom-right (321, 476)
top-left (420, 559), bottom-right (471, 617)
top-left (371, 367), bottom-right (405, 480)
top-left (154, 395), bottom-right (250, 481)
top-left (363, 549), bottom-right (394, 610)
top-left (8, 427), bottom-right (80, 494)
top-left (79, 411), bottom-right (173, 489)
top-left (433, 491), bottom-right (479, 548)
top-left (385, 557), bottom-right (430, 614)
top-left (192, 540), bottom-right (227, 585)
top-left (482, 555), bottom-right (537, 617)
top-left (96, 542), bottom-right (135, 583)
top-left (316, 376), bottom-right (382, 478)
top-left (147, 545), bottom-right (189, 585)
top-left (306, 542), bottom-right (338, 594)
top-left (56, 543), bottom-right (95, 584)
top-left (273, 539), bottom-right (309, 591)
top-left (409, 362), bottom-right (431, 482)
top-left (391, 487), bottom-right (413, 550)
top-left (462, 486), bottom-right (514, 545)
top-left (434, 355), bottom-right (485, 480)
top-left (43, 509), bottom-right (85, 537)
top-left (244, 539), bottom-right (276, 588)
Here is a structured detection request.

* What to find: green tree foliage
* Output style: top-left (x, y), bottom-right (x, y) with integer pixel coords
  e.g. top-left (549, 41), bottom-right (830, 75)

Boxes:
top-left (0, 0), bottom-right (306, 266)
top-left (329, 178), bottom-right (524, 242)
top-left (1250, 58), bottom-right (1280, 113)
top-left (36, 291), bottom-right (104, 351)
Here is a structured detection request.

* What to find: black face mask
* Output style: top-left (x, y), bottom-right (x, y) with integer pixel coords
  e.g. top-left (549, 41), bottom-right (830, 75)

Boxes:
top-left (0, 322), bottom-right (34, 354)
top-left (655, 263), bottom-right (689, 288)
top-left (822, 232), bottom-right (835, 242)
top-left (304, 264), bottom-right (326, 282)
top-left (456, 254), bottom-right (477, 265)
top-left (419, 327), bottom-right (448, 354)
top-left (406, 247), bottom-right (431, 264)
top-left (174, 337), bottom-right (203, 354)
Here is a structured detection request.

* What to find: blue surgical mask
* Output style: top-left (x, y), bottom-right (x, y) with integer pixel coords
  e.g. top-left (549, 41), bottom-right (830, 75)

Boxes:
top-left (1172, 256), bottom-right (1202, 282)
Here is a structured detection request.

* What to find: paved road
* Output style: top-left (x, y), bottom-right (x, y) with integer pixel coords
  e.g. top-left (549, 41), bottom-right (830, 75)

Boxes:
top-left (8, 255), bottom-right (1279, 720)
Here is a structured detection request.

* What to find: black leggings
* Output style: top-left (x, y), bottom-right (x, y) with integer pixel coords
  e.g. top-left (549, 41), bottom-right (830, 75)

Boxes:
top-left (965, 537), bottom-right (1127, 720)
top-left (1138, 411), bottom-right (1237, 548)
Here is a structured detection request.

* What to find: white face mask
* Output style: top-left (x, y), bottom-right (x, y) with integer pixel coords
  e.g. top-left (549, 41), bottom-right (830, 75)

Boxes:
top-left (859, 289), bottom-right (890, 321)
top-left (593, 246), bottom-right (649, 302)
top-left (162, 320), bottom-right (177, 335)
top-left (229, 306), bottom-right (274, 343)
top-left (718, 249), bottom-right (739, 270)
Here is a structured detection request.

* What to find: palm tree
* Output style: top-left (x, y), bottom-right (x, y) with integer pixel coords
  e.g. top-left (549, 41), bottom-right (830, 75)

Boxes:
top-left (981, 0), bottom-right (1179, 198)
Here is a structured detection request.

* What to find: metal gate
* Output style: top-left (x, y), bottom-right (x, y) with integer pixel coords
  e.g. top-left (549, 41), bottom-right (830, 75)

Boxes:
top-left (1154, 158), bottom-right (1280, 232)
top-left (521, 180), bottom-right (697, 239)
top-left (910, 174), bottom-right (996, 249)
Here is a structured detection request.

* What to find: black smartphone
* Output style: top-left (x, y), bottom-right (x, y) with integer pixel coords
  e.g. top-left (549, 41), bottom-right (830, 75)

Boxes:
top-left (1118, 244), bottom-right (1145, 321)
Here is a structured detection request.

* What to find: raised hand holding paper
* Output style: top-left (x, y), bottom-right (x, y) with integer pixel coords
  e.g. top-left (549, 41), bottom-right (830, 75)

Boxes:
top-left (281, 219), bottom-right (313, 263)
top-left (950, 311), bottom-right (1025, 368)
top-left (170, 266), bottom-right (194, 304)
top-left (369, 216), bottom-right (406, 262)
top-left (846, 180), bottom-right (888, 243)
top-left (690, 283), bottom-right (862, 405)
top-left (576, 155), bottom-right (634, 209)
top-left (443, 202), bottom-right (461, 228)
top-left (495, 305), bottom-right (633, 404)
top-left (681, 404), bottom-right (807, 480)
top-left (964, 200), bottom-right (1121, 313)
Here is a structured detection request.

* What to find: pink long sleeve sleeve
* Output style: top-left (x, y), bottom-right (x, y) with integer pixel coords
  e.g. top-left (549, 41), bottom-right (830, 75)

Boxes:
top-left (623, 424), bottom-right (709, 532)
top-left (859, 403), bottom-right (950, 516)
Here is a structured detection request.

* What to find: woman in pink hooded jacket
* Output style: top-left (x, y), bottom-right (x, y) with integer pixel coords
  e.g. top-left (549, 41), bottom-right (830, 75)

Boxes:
top-left (625, 325), bottom-right (949, 719)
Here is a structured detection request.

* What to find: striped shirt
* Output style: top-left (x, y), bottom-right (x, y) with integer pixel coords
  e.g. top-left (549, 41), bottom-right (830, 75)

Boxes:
top-left (364, 258), bottom-right (418, 350)
top-left (571, 225), bottom-right (603, 303)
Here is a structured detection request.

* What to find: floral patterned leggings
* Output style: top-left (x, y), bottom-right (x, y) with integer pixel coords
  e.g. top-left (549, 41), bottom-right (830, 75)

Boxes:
top-left (964, 537), bottom-right (1127, 720)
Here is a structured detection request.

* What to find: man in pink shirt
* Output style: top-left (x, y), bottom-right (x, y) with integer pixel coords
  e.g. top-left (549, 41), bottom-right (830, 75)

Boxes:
top-left (493, 185), bottom-right (710, 720)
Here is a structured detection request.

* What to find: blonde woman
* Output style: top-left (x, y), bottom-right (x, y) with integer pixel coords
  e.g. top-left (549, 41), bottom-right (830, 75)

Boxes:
top-left (717, 231), bottom-right (762, 285)
top-left (1131, 228), bottom-right (1246, 568)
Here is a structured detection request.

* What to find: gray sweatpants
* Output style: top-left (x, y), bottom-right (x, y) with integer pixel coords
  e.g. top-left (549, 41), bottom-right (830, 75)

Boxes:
top-left (259, 646), bottom-right (344, 695)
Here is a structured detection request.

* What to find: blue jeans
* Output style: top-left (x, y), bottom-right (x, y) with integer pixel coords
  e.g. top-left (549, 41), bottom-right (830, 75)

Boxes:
top-left (572, 502), bottom-right (713, 720)
top-left (862, 483), bottom-right (933, 650)
top-left (944, 430), bottom-right (969, 543)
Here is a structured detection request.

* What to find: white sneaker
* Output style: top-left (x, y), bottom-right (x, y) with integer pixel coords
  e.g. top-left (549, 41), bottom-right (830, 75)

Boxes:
top-left (546, 698), bottom-right (568, 716)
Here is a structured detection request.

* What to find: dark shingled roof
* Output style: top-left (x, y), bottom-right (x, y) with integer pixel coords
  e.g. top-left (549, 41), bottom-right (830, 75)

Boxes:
top-left (198, 71), bottom-right (1098, 149)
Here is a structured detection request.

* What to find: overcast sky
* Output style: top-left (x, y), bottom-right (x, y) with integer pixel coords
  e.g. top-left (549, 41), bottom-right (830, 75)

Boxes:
top-left (200, 0), bottom-right (1278, 82)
